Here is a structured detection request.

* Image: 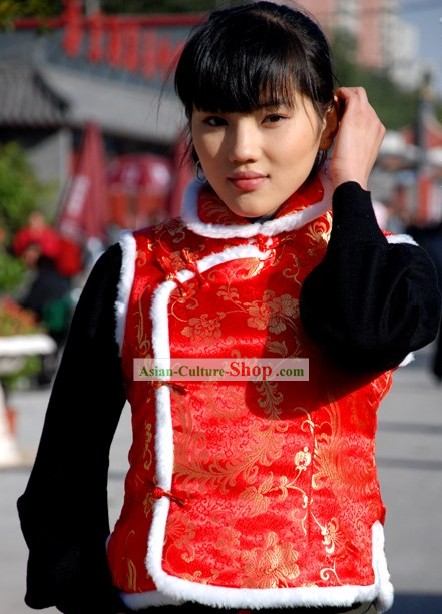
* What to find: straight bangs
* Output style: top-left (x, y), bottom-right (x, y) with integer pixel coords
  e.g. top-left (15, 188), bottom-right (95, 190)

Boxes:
top-left (191, 38), bottom-right (300, 114)
top-left (175, 13), bottom-right (314, 117)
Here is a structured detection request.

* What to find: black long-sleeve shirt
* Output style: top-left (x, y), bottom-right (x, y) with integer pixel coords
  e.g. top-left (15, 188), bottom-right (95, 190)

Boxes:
top-left (17, 182), bottom-right (441, 613)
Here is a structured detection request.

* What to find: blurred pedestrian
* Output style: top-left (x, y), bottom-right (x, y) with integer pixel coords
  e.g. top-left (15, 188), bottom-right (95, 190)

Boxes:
top-left (13, 211), bottom-right (61, 263)
top-left (16, 3), bottom-right (441, 614)
top-left (372, 199), bottom-right (390, 230)
top-left (405, 220), bottom-right (442, 381)
top-left (17, 242), bottom-right (72, 386)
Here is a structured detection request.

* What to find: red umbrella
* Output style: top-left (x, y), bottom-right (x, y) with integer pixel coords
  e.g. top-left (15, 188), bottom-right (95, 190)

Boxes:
top-left (57, 121), bottom-right (109, 244)
top-left (107, 154), bottom-right (173, 229)
top-left (107, 154), bottom-right (172, 196)
top-left (56, 121), bottom-right (109, 275)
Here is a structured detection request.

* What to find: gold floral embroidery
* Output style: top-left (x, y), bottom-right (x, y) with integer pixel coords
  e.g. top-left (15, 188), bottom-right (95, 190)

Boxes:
top-left (239, 474), bottom-right (276, 515)
top-left (159, 249), bottom-right (187, 273)
top-left (173, 416), bottom-right (288, 494)
top-left (319, 561), bottom-right (341, 584)
top-left (158, 217), bottom-right (186, 244)
top-left (281, 252), bottom-right (303, 284)
top-left (134, 297), bottom-right (151, 356)
top-left (135, 248), bottom-right (148, 267)
top-left (305, 213), bottom-right (332, 245)
top-left (213, 524), bottom-right (242, 554)
top-left (143, 422), bottom-right (153, 472)
top-left (315, 516), bottom-right (341, 555)
top-left (246, 291), bottom-right (298, 334)
top-left (295, 446), bottom-right (312, 472)
top-left (212, 259), bottom-right (266, 292)
top-left (169, 281), bottom-right (199, 312)
top-left (199, 192), bottom-right (247, 226)
top-left (181, 313), bottom-right (225, 343)
top-left (241, 531), bottom-right (300, 588)
top-left (312, 400), bottom-right (343, 491)
top-left (264, 339), bottom-right (288, 357)
top-left (164, 511), bottom-right (196, 564)
top-left (238, 472), bottom-right (310, 523)
top-left (209, 267), bottom-right (300, 345)
top-left (126, 558), bottom-right (137, 591)
top-left (256, 379), bottom-right (284, 419)
top-left (312, 397), bottom-right (377, 497)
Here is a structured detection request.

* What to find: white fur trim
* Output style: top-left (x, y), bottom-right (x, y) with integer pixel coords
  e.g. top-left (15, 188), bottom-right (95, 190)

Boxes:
top-left (143, 522), bottom-right (393, 610)
top-left (372, 521), bottom-right (395, 613)
top-left (115, 230), bottom-right (136, 355)
top-left (398, 353), bottom-right (415, 367)
top-left (150, 280), bottom-right (176, 380)
top-left (181, 170), bottom-right (333, 239)
top-left (123, 521), bottom-right (394, 610)
top-left (121, 588), bottom-right (184, 608)
top-left (386, 233), bottom-right (418, 246)
top-left (149, 279), bottom-right (177, 492)
top-left (179, 243), bottom-right (271, 280)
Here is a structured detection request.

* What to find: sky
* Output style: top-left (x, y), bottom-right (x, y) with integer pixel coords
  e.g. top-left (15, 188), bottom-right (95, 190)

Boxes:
top-left (396, 0), bottom-right (442, 97)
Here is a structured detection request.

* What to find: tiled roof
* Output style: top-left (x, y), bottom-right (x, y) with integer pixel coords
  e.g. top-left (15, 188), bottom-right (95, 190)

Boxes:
top-left (0, 26), bottom-right (184, 142)
top-left (0, 61), bottom-right (69, 127)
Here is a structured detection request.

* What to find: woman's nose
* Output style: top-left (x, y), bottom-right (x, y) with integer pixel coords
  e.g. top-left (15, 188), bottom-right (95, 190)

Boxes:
top-left (228, 120), bottom-right (259, 163)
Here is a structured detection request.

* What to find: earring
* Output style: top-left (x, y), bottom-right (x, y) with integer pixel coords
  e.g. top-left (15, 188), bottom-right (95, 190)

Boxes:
top-left (316, 149), bottom-right (328, 167)
top-left (195, 160), bottom-right (206, 183)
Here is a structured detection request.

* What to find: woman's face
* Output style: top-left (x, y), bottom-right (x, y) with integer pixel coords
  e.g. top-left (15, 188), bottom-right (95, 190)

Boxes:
top-left (191, 94), bottom-right (333, 218)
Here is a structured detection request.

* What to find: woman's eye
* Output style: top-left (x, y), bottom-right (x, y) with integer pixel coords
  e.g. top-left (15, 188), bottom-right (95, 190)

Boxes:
top-left (265, 113), bottom-right (285, 123)
top-left (203, 116), bottom-right (227, 127)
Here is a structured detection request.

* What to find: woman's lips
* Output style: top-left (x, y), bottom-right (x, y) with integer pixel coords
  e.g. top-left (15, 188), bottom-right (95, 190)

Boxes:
top-left (228, 173), bottom-right (267, 191)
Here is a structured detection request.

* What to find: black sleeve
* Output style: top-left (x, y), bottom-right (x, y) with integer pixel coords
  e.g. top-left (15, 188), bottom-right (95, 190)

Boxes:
top-left (17, 243), bottom-right (129, 614)
top-left (300, 181), bottom-right (442, 372)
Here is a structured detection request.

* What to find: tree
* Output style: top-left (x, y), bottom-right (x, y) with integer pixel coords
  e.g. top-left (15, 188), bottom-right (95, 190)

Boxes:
top-left (331, 29), bottom-right (422, 131)
top-left (102, 0), bottom-right (209, 12)
top-left (0, 142), bottom-right (53, 292)
top-left (0, 0), bottom-right (236, 21)
top-left (0, 142), bottom-right (48, 242)
top-left (0, 0), bottom-right (63, 26)
top-left (100, 0), bottom-right (244, 12)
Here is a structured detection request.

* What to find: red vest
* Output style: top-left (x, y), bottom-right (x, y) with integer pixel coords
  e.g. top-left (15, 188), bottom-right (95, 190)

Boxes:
top-left (107, 174), bottom-right (394, 612)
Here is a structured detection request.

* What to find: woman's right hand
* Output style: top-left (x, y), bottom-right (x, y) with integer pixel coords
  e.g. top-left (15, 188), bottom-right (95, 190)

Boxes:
top-left (328, 86), bottom-right (386, 191)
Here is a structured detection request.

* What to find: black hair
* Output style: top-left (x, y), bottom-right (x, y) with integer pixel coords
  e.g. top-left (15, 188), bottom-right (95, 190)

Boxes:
top-left (174, 1), bottom-right (335, 121)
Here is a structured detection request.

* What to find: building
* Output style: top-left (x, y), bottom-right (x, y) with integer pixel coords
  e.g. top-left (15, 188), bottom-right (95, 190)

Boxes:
top-left (0, 1), bottom-right (439, 237)
top-left (0, 1), bottom-right (201, 230)
top-left (298, 0), bottom-right (420, 89)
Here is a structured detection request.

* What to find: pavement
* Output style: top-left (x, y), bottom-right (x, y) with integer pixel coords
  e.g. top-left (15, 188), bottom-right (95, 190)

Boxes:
top-left (1, 344), bottom-right (441, 614)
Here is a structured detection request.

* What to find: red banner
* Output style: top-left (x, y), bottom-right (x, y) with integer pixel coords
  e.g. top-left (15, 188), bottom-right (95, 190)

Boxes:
top-left (57, 121), bottom-right (108, 245)
top-left (56, 121), bottom-right (109, 275)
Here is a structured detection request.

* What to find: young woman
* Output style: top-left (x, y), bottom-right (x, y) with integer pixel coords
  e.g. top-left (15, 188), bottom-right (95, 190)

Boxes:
top-left (17, 3), bottom-right (440, 614)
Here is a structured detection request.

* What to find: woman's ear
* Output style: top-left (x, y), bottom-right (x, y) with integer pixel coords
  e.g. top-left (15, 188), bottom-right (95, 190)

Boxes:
top-left (319, 100), bottom-right (340, 151)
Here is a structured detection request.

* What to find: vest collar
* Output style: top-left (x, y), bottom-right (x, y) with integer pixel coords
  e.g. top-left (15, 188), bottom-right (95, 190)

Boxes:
top-left (181, 168), bottom-right (333, 239)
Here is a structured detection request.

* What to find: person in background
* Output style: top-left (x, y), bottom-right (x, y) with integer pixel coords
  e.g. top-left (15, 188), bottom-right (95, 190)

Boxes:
top-left (17, 3), bottom-right (441, 614)
top-left (372, 199), bottom-right (390, 230)
top-left (13, 211), bottom-right (61, 264)
top-left (17, 242), bottom-right (72, 386)
top-left (404, 219), bottom-right (442, 382)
